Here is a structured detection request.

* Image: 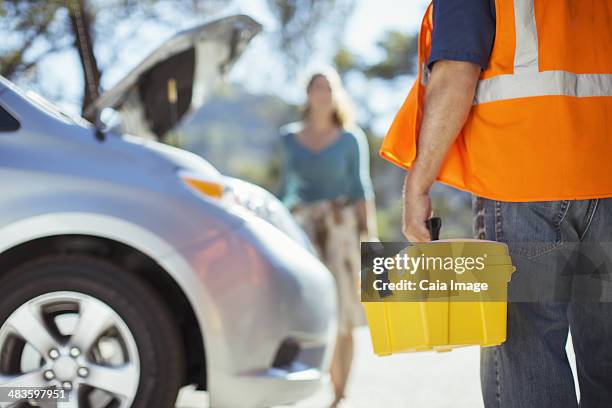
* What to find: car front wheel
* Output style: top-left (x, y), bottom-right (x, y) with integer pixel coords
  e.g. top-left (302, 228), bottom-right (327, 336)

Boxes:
top-left (0, 255), bottom-right (185, 408)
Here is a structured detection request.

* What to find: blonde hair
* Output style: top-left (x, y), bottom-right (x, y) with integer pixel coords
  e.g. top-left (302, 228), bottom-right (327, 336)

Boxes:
top-left (303, 67), bottom-right (355, 129)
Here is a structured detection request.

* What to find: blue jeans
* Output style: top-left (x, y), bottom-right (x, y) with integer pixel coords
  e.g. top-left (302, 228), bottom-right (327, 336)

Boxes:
top-left (473, 197), bottom-right (612, 408)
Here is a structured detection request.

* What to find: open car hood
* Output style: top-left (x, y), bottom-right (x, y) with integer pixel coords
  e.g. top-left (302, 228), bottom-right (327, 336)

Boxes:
top-left (88, 14), bottom-right (261, 139)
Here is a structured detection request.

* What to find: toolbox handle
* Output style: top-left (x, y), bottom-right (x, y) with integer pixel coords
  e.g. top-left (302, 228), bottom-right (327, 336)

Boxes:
top-left (375, 218), bottom-right (442, 299)
top-left (425, 217), bottom-right (441, 241)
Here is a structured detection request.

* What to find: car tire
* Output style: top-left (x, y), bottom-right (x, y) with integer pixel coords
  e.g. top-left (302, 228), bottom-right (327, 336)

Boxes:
top-left (0, 255), bottom-right (185, 408)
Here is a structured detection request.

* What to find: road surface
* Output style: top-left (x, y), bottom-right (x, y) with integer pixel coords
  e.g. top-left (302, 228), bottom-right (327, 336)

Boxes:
top-left (177, 326), bottom-right (577, 408)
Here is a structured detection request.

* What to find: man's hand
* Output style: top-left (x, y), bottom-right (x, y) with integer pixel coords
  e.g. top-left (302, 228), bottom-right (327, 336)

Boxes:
top-left (402, 173), bottom-right (432, 242)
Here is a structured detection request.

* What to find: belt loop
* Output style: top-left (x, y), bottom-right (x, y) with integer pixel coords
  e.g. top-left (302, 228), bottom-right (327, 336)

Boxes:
top-left (494, 200), bottom-right (504, 242)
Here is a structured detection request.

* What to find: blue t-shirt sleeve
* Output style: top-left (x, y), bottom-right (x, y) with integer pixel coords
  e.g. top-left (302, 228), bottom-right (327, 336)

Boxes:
top-left (347, 127), bottom-right (375, 201)
top-left (427, 0), bottom-right (496, 70)
top-left (277, 134), bottom-right (289, 199)
top-left (276, 132), bottom-right (298, 208)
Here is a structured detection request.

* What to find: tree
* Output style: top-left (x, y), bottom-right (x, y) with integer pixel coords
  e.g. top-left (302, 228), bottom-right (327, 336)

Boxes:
top-left (363, 30), bottom-right (418, 79)
top-left (0, 0), bottom-right (349, 119)
top-left (267, 0), bottom-right (355, 74)
top-left (0, 1), bottom-right (68, 79)
top-left (334, 29), bottom-right (418, 79)
top-left (1, 0), bottom-right (216, 119)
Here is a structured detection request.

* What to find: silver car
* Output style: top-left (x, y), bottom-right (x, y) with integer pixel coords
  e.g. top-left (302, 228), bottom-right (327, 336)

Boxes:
top-left (0, 15), bottom-right (336, 408)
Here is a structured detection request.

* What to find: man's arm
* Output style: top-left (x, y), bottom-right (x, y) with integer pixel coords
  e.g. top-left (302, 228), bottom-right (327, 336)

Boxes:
top-left (402, 60), bottom-right (481, 242)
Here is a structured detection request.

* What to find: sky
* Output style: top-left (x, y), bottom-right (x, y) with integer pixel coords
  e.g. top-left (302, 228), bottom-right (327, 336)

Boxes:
top-left (346, 0), bottom-right (428, 56)
top-left (27, 0), bottom-right (430, 133)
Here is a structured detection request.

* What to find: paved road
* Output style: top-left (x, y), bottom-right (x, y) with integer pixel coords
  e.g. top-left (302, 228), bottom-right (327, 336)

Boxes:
top-left (177, 327), bottom-right (483, 408)
top-left (177, 327), bottom-right (578, 408)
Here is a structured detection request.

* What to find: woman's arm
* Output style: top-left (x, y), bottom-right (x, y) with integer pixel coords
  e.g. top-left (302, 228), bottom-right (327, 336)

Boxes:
top-left (356, 198), bottom-right (379, 241)
top-left (276, 132), bottom-right (297, 209)
top-left (277, 142), bottom-right (289, 200)
top-left (348, 128), bottom-right (379, 240)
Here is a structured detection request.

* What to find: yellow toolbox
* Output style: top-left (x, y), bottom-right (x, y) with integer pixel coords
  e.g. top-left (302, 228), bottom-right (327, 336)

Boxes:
top-left (361, 238), bottom-right (516, 356)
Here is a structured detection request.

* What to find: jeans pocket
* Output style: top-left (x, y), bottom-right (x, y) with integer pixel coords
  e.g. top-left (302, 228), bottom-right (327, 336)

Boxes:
top-left (495, 200), bottom-right (568, 259)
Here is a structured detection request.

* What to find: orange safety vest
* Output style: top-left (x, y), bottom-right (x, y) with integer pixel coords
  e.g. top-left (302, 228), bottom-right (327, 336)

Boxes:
top-left (380, 0), bottom-right (612, 202)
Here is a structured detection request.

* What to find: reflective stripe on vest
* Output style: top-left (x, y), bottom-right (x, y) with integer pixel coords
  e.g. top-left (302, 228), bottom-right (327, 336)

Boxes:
top-left (474, 0), bottom-right (612, 104)
top-left (475, 72), bottom-right (612, 104)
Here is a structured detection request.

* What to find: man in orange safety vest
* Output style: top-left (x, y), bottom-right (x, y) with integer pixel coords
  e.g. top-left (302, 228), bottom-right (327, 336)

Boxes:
top-left (381, 1), bottom-right (612, 406)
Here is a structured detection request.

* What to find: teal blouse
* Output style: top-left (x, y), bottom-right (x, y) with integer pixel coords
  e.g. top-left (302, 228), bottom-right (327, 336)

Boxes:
top-left (277, 123), bottom-right (375, 210)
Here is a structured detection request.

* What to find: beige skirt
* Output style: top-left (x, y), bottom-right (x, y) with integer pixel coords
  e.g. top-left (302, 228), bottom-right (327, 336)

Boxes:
top-left (291, 197), bottom-right (366, 335)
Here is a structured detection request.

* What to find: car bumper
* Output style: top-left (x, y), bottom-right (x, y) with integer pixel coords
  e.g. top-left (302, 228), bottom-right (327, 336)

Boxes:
top-left (169, 214), bottom-right (337, 408)
top-left (215, 368), bottom-right (329, 408)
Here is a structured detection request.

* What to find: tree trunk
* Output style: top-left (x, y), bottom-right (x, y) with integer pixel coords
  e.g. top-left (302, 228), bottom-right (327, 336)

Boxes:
top-left (67, 0), bottom-right (102, 121)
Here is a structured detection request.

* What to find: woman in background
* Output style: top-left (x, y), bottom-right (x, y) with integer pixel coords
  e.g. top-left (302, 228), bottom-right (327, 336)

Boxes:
top-left (278, 68), bottom-right (378, 408)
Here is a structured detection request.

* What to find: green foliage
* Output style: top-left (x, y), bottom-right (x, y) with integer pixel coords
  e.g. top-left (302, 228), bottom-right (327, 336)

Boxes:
top-left (333, 29), bottom-right (418, 79)
top-left (364, 30), bottom-right (418, 79)
top-left (1, 0), bottom-right (351, 111)
top-left (0, 1), bottom-right (67, 79)
top-left (332, 46), bottom-right (356, 76)
top-left (267, 0), bottom-right (355, 76)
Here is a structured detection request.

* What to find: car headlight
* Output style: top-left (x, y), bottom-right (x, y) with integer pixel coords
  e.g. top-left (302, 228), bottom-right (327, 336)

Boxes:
top-left (223, 177), bottom-right (316, 254)
top-left (177, 170), bottom-right (315, 254)
top-left (178, 169), bottom-right (225, 199)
